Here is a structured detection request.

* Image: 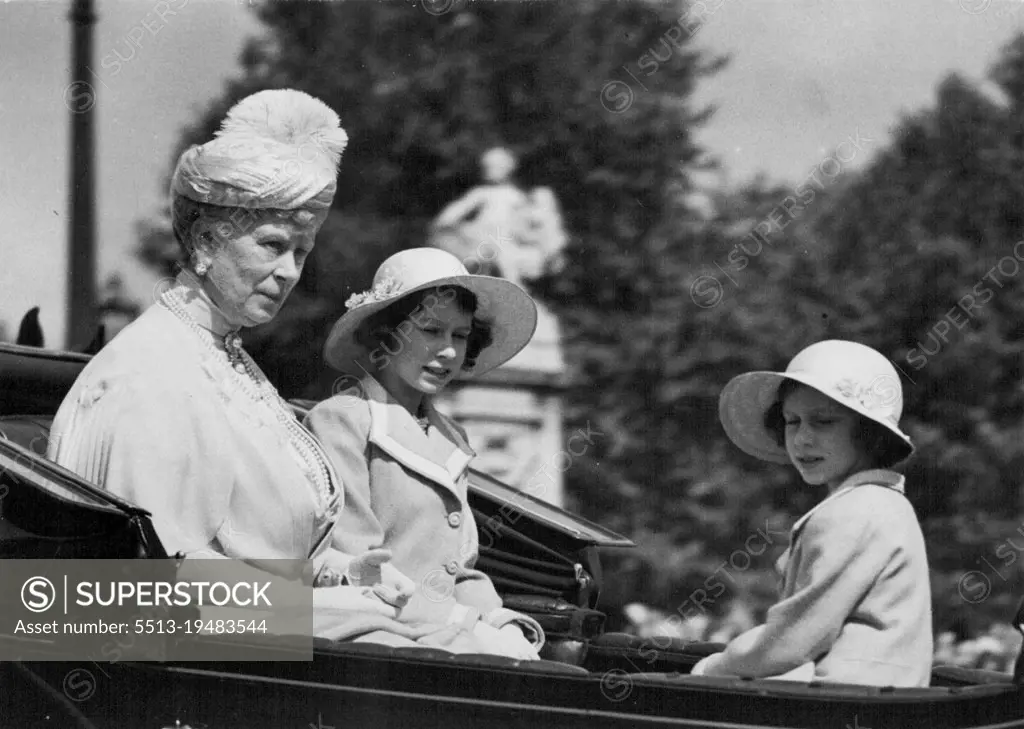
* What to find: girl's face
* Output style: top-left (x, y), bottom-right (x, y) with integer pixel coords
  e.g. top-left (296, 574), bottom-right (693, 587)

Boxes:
top-left (377, 293), bottom-right (473, 410)
top-left (782, 384), bottom-right (873, 492)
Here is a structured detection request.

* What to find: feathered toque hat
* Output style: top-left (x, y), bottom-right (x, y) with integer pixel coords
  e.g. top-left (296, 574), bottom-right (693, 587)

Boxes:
top-left (170, 89), bottom-right (348, 211)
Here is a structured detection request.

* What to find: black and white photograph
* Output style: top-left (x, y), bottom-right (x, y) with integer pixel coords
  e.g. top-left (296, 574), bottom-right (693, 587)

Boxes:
top-left (2, 0), bottom-right (1024, 726)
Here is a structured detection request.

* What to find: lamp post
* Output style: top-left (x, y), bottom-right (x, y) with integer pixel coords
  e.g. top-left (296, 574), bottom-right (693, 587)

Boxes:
top-left (66, 0), bottom-right (97, 351)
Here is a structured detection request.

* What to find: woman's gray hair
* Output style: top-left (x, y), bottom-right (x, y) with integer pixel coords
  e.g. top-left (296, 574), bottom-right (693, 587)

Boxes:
top-left (170, 193), bottom-right (319, 261)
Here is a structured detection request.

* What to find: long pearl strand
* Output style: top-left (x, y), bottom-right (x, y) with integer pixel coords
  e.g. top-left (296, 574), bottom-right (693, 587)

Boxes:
top-left (159, 286), bottom-right (336, 504)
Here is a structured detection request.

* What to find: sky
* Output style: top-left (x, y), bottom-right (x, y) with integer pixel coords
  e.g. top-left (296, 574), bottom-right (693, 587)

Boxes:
top-left (2, 0), bottom-right (1024, 347)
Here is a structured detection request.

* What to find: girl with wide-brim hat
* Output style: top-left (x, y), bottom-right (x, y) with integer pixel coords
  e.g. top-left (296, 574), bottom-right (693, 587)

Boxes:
top-left (691, 340), bottom-right (933, 687)
top-left (307, 248), bottom-right (546, 659)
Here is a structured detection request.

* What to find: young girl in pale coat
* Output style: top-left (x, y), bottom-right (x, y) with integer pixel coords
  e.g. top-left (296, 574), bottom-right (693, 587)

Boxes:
top-left (306, 248), bottom-right (545, 660)
top-left (692, 340), bottom-right (933, 686)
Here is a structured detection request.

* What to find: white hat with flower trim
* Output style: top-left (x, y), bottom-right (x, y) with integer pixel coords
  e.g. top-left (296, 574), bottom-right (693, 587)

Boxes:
top-left (324, 248), bottom-right (538, 377)
top-left (718, 339), bottom-right (915, 465)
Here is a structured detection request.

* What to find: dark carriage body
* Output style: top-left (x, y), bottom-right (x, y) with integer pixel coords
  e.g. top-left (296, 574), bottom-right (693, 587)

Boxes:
top-left (0, 342), bottom-right (1022, 729)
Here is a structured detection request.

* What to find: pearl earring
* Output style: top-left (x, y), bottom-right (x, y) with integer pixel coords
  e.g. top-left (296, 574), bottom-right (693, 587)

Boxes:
top-left (195, 261), bottom-right (209, 276)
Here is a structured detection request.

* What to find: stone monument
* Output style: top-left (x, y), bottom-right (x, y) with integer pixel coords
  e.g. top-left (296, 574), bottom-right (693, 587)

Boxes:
top-left (428, 147), bottom-right (569, 507)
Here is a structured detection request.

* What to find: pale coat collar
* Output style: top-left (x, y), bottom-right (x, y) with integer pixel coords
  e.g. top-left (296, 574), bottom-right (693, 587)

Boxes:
top-left (777, 469), bottom-right (905, 573)
top-left (791, 469), bottom-right (905, 536)
top-left (359, 374), bottom-right (475, 498)
top-left (173, 270), bottom-right (239, 338)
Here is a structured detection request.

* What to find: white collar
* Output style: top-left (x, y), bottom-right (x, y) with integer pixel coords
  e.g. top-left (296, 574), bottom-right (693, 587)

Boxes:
top-left (358, 374), bottom-right (474, 496)
top-left (791, 468), bottom-right (905, 536)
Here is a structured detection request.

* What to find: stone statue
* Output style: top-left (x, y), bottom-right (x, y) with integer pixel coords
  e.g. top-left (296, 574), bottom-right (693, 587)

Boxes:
top-left (428, 148), bottom-right (569, 505)
top-left (429, 147), bottom-right (567, 289)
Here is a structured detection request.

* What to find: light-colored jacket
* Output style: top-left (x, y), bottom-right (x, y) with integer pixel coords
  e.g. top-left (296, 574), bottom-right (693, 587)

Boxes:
top-left (305, 375), bottom-right (542, 641)
top-left (697, 469), bottom-right (933, 687)
top-left (48, 300), bottom-right (341, 574)
top-left (47, 282), bottom-right (495, 645)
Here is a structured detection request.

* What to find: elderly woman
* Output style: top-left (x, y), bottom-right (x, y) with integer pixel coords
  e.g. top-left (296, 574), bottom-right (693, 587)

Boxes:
top-left (47, 90), bottom-right (453, 642)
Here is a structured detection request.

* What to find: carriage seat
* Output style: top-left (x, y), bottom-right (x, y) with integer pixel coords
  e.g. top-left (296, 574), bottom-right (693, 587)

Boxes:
top-left (0, 415), bottom-right (54, 455)
top-left (582, 631), bottom-right (726, 674)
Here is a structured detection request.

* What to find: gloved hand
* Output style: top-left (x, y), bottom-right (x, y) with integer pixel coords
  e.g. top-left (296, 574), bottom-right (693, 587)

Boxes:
top-left (690, 653), bottom-right (715, 676)
top-left (498, 624), bottom-right (540, 660)
top-left (691, 653), bottom-right (814, 681)
top-left (345, 548), bottom-right (415, 609)
top-left (471, 620), bottom-right (540, 661)
top-left (313, 585), bottom-right (399, 618)
top-left (482, 608), bottom-right (545, 650)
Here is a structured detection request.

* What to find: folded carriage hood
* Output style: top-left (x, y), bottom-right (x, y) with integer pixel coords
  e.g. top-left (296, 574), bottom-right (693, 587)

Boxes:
top-left (0, 342), bottom-right (91, 415)
top-left (467, 467), bottom-right (635, 549)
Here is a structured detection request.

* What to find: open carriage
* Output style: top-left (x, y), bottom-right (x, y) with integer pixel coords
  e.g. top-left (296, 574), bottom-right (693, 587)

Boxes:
top-left (1, 341), bottom-right (1022, 728)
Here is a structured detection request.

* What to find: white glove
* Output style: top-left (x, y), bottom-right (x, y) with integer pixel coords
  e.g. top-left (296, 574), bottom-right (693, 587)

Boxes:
top-left (313, 585), bottom-right (399, 618)
top-left (691, 653), bottom-right (814, 681)
top-left (499, 624), bottom-right (540, 660)
top-left (472, 620), bottom-right (540, 661)
top-left (311, 584), bottom-right (408, 641)
top-left (690, 653), bottom-right (719, 676)
top-left (344, 548), bottom-right (416, 609)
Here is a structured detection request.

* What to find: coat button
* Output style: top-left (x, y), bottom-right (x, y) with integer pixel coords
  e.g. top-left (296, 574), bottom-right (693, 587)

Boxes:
top-left (447, 512), bottom-right (462, 528)
top-left (445, 561), bottom-right (459, 575)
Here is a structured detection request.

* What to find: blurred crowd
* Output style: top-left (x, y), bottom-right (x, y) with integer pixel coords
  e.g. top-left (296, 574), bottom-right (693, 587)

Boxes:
top-left (621, 602), bottom-right (1023, 674)
top-left (933, 625), bottom-right (1022, 673)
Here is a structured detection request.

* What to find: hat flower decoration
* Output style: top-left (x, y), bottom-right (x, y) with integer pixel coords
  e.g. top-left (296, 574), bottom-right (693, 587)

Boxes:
top-left (344, 277), bottom-right (405, 310)
top-left (833, 376), bottom-right (901, 425)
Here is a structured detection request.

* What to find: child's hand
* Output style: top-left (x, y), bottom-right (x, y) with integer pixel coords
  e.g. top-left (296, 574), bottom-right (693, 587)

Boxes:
top-left (346, 548), bottom-right (416, 608)
top-left (472, 621), bottom-right (540, 660)
top-left (498, 624), bottom-right (540, 660)
top-left (690, 653), bottom-right (722, 676)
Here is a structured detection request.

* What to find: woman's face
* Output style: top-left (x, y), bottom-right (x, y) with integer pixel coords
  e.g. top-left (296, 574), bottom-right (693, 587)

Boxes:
top-left (377, 292), bottom-right (473, 409)
top-left (782, 384), bottom-right (873, 492)
top-left (197, 210), bottom-right (327, 328)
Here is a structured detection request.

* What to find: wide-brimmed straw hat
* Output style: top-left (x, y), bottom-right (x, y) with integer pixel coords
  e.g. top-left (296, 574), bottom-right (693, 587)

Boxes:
top-left (324, 248), bottom-right (538, 377)
top-left (718, 340), bottom-right (914, 465)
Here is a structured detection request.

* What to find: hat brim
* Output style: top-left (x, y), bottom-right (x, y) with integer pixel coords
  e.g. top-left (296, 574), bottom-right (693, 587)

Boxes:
top-left (324, 274), bottom-right (538, 378)
top-left (718, 371), bottom-right (915, 466)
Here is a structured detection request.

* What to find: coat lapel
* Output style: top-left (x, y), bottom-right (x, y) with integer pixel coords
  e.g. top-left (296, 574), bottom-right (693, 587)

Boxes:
top-left (426, 405), bottom-right (475, 478)
top-left (788, 469), bottom-right (906, 549)
top-left (361, 376), bottom-right (474, 497)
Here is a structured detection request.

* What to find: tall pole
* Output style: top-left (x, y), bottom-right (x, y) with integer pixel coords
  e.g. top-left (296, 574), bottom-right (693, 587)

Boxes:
top-left (66, 0), bottom-right (97, 351)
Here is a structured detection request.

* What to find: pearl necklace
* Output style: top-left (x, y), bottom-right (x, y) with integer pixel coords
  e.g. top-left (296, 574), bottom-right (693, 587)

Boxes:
top-left (159, 286), bottom-right (336, 504)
